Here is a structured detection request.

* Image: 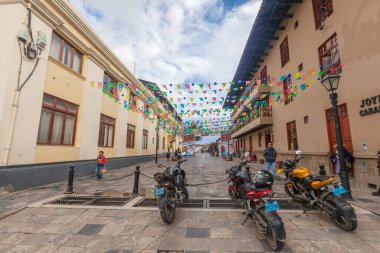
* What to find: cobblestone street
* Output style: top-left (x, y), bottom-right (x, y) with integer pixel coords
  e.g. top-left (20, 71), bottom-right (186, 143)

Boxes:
top-left (0, 154), bottom-right (379, 253)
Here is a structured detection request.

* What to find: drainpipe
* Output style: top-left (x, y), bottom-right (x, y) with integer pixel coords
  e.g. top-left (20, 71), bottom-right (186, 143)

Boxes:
top-left (3, 90), bottom-right (21, 165)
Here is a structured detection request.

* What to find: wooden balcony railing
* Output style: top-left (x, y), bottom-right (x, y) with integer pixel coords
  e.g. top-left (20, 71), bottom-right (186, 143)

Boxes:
top-left (233, 107), bottom-right (272, 132)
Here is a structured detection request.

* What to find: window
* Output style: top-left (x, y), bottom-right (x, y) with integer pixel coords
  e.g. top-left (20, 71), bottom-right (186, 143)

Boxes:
top-left (50, 32), bottom-right (82, 73)
top-left (319, 33), bottom-right (341, 74)
top-left (298, 63), bottom-right (303, 72)
top-left (258, 132), bottom-right (262, 147)
top-left (98, 114), bottom-right (115, 147)
top-left (283, 75), bottom-right (293, 105)
top-left (142, 129), bottom-right (148, 149)
top-left (287, 121), bottom-right (298, 150)
top-left (162, 137), bottom-right (165, 150)
top-left (304, 116), bottom-right (309, 124)
top-left (103, 73), bottom-right (118, 96)
top-left (312, 0), bottom-right (333, 30)
top-left (37, 94), bottom-right (78, 145)
top-left (127, 124), bottom-right (136, 148)
top-left (280, 36), bottom-right (290, 67)
top-left (260, 66), bottom-right (267, 84)
top-left (129, 93), bottom-right (137, 108)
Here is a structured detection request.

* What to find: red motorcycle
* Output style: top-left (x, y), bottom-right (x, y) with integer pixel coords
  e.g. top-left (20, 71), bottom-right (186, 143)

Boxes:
top-left (226, 162), bottom-right (286, 252)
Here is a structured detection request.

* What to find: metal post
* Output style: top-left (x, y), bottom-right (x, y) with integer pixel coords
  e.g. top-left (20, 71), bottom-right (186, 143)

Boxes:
top-left (330, 93), bottom-right (353, 199)
top-left (66, 165), bottom-right (75, 194)
top-left (133, 165), bottom-right (140, 195)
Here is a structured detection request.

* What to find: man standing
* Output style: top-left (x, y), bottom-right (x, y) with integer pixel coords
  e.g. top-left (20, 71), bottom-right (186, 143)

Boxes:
top-left (263, 142), bottom-right (277, 176)
top-left (372, 150), bottom-right (380, 196)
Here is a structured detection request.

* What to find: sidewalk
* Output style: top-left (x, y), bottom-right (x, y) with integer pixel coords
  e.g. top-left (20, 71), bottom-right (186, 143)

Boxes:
top-left (0, 154), bottom-right (379, 253)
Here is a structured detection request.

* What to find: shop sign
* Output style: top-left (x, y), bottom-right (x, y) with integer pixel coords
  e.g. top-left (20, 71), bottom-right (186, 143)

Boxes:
top-left (359, 95), bottom-right (380, 116)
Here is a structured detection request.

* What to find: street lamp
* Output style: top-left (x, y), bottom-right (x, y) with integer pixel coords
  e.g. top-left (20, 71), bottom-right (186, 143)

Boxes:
top-left (155, 125), bottom-right (159, 164)
top-left (321, 74), bottom-right (352, 199)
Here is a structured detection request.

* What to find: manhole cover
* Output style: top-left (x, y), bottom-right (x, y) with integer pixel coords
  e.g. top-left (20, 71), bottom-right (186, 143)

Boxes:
top-left (135, 198), bottom-right (205, 208)
top-left (47, 196), bottom-right (132, 207)
top-left (209, 199), bottom-right (240, 209)
top-left (134, 198), bottom-right (307, 210)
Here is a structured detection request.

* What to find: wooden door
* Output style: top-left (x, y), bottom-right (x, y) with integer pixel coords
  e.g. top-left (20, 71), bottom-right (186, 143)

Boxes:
top-left (249, 136), bottom-right (252, 155)
top-left (326, 104), bottom-right (354, 176)
top-left (264, 129), bottom-right (272, 147)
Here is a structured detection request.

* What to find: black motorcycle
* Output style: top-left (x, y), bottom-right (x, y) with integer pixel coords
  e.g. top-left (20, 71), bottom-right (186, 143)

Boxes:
top-left (226, 162), bottom-right (286, 252)
top-left (153, 159), bottom-right (189, 224)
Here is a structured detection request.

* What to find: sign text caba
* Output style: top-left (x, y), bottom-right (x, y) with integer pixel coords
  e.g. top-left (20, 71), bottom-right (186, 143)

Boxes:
top-left (359, 95), bottom-right (380, 116)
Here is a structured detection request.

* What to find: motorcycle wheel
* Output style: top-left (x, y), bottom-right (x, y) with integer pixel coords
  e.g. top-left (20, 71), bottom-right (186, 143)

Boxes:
top-left (228, 189), bottom-right (243, 207)
top-left (258, 209), bottom-right (285, 252)
top-left (284, 184), bottom-right (309, 204)
top-left (158, 194), bottom-right (176, 224)
top-left (324, 195), bottom-right (357, 232)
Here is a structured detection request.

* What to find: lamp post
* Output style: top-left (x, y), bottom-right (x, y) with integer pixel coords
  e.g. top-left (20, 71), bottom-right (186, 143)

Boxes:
top-left (320, 74), bottom-right (352, 199)
top-left (155, 124), bottom-right (159, 164)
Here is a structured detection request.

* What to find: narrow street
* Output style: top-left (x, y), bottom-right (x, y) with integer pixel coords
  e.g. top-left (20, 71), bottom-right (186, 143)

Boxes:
top-left (0, 154), bottom-right (379, 253)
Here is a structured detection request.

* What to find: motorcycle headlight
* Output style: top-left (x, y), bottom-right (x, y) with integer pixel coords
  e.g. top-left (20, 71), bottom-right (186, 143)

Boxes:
top-left (154, 173), bottom-right (165, 182)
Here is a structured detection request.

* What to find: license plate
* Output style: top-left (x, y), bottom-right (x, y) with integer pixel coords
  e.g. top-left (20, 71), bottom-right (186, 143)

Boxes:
top-left (154, 188), bottom-right (165, 196)
top-left (332, 185), bottom-right (347, 196)
top-left (265, 201), bottom-right (280, 212)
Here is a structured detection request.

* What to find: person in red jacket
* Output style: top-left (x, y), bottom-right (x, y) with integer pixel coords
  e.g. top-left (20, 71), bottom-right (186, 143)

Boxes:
top-left (96, 151), bottom-right (106, 179)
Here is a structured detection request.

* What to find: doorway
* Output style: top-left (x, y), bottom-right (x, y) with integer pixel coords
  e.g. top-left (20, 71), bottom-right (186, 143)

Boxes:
top-left (325, 104), bottom-right (354, 176)
top-left (249, 135), bottom-right (252, 155)
top-left (264, 129), bottom-right (272, 147)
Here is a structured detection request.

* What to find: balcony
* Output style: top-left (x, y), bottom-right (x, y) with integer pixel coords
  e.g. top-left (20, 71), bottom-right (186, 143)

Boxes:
top-left (231, 108), bottom-right (272, 139)
top-left (231, 85), bottom-right (271, 120)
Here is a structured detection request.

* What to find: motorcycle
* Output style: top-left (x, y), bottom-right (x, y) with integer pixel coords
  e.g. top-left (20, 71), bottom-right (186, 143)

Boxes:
top-left (284, 151), bottom-right (357, 232)
top-left (153, 159), bottom-right (189, 224)
top-left (226, 161), bottom-right (286, 252)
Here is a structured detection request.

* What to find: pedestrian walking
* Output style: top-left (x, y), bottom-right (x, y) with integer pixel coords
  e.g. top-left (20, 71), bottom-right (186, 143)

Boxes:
top-left (329, 144), bottom-right (355, 174)
top-left (166, 150), bottom-right (170, 161)
top-left (263, 142), bottom-right (277, 177)
top-left (96, 151), bottom-right (106, 180)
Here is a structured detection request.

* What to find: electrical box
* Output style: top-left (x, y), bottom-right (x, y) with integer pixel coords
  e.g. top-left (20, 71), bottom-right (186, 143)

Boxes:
top-left (37, 31), bottom-right (47, 49)
top-left (17, 29), bottom-right (29, 42)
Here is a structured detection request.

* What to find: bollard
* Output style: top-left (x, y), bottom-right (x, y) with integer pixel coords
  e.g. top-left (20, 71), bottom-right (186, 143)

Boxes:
top-left (66, 165), bottom-right (75, 194)
top-left (133, 165), bottom-right (140, 195)
top-left (319, 164), bottom-right (326, 175)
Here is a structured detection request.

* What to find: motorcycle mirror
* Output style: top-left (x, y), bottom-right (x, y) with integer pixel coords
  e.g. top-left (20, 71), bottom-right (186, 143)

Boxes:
top-left (296, 150), bottom-right (302, 155)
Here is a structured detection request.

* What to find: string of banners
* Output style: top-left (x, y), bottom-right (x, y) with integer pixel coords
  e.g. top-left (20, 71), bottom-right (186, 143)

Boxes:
top-left (84, 63), bottom-right (343, 135)
top-left (230, 65), bottom-right (345, 130)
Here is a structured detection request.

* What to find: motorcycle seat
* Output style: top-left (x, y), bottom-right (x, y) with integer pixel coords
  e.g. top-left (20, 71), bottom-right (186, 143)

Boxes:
top-left (249, 185), bottom-right (270, 192)
top-left (313, 175), bottom-right (333, 181)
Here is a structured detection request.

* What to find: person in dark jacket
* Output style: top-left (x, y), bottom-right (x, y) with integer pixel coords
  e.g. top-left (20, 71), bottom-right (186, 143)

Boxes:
top-left (166, 150), bottom-right (170, 161)
top-left (329, 145), bottom-right (355, 174)
top-left (372, 150), bottom-right (380, 196)
top-left (263, 142), bottom-right (277, 176)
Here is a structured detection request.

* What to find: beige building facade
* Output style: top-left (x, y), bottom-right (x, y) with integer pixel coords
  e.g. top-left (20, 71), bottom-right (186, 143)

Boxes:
top-left (0, 0), bottom-right (182, 166)
top-left (226, 0), bottom-right (380, 189)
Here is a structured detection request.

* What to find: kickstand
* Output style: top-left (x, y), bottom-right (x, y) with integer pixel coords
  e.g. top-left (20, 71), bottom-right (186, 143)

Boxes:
top-left (241, 213), bottom-right (251, 225)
